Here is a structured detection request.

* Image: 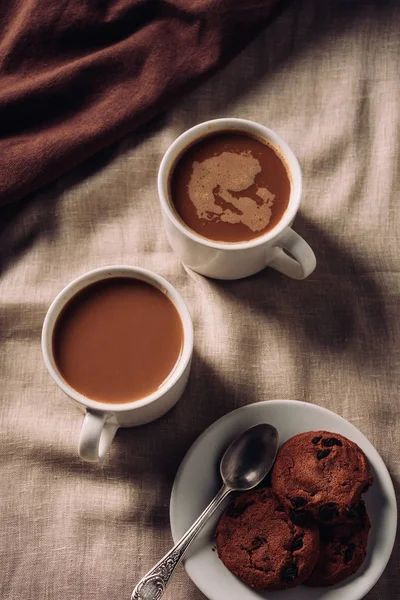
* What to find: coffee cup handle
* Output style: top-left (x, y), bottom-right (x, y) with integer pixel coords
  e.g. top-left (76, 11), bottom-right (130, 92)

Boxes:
top-left (78, 410), bottom-right (119, 462)
top-left (268, 227), bottom-right (316, 280)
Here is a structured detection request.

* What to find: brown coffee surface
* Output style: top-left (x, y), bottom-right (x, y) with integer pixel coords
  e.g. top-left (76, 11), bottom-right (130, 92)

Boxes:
top-left (53, 278), bottom-right (183, 403)
top-left (169, 131), bottom-right (291, 243)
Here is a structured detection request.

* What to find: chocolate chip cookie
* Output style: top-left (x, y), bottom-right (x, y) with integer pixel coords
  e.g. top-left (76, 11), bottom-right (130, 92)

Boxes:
top-left (271, 431), bottom-right (372, 524)
top-left (306, 504), bottom-right (371, 586)
top-left (215, 488), bottom-right (320, 590)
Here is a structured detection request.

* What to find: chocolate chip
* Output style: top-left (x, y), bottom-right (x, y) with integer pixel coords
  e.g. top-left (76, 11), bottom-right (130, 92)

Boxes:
top-left (344, 543), bottom-right (356, 564)
top-left (347, 502), bottom-right (366, 520)
top-left (322, 437), bottom-right (343, 447)
top-left (290, 535), bottom-right (304, 552)
top-left (280, 563), bottom-right (298, 583)
top-left (252, 536), bottom-right (266, 550)
top-left (318, 503), bottom-right (339, 522)
top-left (226, 502), bottom-right (252, 519)
top-left (275, 505), bottom-right (285, 512)
top-left (290, 509), bottom-right (309, 526)
top-left (317, 449), bottom-right (331, 460)
top-left (290, 496), bottom-right (307, 508)
top-left (312, 436), bottom-right (322, 445)
top-left (346, 507), bottom-right (358, 520)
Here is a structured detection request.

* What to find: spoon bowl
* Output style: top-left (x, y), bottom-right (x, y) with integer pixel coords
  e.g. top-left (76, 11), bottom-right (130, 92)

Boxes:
top-left (220, 423), bottom-right (279, 490)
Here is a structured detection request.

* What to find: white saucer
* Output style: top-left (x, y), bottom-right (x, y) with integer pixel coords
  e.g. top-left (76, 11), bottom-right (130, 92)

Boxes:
top-left (170, 400), bottom-right (397, 600)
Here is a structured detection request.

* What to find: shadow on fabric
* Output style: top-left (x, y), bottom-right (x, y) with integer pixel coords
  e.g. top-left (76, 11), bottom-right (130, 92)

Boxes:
top-left (207, 212), bottom-right (389, 371)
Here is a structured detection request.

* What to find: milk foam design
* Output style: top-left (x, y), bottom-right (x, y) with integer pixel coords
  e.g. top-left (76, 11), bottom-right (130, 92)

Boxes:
top-left (187, 151), bottom-right (275, 233)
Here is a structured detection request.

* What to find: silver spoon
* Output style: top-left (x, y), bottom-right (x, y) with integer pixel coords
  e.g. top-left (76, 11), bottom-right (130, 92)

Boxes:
top-left (131, 423), bottom-right (279, 600)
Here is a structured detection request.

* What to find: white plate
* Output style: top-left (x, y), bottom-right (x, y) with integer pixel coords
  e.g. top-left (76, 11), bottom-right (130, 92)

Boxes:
top-left (170, 400), bottom-right (397, 600)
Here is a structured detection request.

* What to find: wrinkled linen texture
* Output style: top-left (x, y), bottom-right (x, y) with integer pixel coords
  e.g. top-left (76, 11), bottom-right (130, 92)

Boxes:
top-left (0, 1), bottom-right (399, 599)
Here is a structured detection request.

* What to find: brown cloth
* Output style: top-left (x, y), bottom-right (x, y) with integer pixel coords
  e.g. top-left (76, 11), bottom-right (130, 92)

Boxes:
top-left (0, 0), bottom-right (286, 206)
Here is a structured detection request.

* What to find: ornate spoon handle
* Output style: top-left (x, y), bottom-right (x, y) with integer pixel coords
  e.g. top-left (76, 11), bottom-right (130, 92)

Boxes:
top-left (131, 485), bottom-right (231, 600)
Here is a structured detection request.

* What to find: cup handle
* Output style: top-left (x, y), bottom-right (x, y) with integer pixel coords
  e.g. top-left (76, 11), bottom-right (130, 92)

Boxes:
top-left (78, 410), bottom-right (118, 462)
top-left (267, 227), bottom-right (316, 280)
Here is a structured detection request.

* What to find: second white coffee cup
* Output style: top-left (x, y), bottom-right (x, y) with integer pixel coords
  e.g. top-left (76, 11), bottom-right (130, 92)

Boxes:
top-left (158, 118), bottom-right (316, 280)
top-left (42, 266), bottom-right (193, 462)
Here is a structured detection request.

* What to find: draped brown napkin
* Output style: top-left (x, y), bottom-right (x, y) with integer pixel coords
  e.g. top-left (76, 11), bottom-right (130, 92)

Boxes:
top-left (0, 0), bottom-right (289, 206)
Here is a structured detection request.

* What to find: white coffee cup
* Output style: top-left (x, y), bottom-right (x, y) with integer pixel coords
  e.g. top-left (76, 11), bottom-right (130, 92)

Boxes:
top-left (42, 266), bottom-right (193, 462)
top-left (158, 118), bottom-right (316, 280)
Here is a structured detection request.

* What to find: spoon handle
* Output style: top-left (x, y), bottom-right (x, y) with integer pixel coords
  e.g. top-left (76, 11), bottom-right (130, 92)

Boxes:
top-left (131, 485), bottom-right (231, 600)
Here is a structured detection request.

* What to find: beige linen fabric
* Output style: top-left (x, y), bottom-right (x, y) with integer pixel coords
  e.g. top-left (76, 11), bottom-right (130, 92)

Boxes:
top-left (1, 1), bottom-right (399, 598)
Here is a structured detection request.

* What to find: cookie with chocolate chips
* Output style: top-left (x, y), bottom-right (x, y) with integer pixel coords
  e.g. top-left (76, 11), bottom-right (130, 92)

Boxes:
top-left (306, 504), bottom-right (371, 586)
top-left (271, 431), bottom-right (372, 524)
top-left (215, 488), bottom-right (320, 590)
